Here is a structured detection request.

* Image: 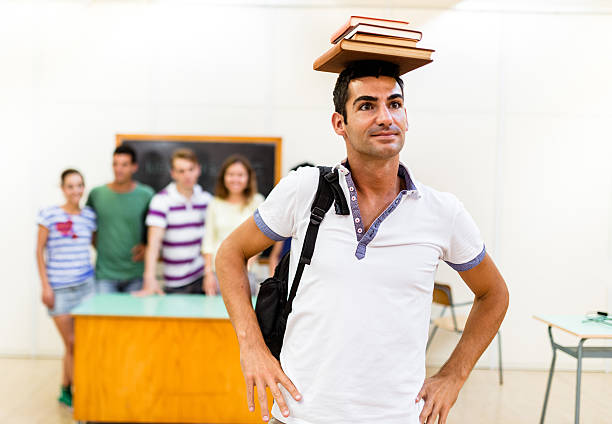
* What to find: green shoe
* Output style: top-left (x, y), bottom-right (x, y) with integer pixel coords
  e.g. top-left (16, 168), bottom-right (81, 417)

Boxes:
top-left (58, 385), bottom-right (72, 407)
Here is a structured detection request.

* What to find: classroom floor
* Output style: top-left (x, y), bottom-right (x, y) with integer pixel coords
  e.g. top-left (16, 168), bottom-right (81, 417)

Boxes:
top-left (3, 357), bottom-right (612, 424)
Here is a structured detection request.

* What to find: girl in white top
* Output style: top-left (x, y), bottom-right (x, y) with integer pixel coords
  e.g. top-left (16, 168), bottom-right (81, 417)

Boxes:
top-left (203, 155), bottom-right (264, 294)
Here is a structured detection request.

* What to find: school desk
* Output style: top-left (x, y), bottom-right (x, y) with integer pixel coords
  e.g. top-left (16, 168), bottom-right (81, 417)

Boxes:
top-left (534, 314), bottom-right (612, 424)
top-left (72, 293), bottom-right (270, 423)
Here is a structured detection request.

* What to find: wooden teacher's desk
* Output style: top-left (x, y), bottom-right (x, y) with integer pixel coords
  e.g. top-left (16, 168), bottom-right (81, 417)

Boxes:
top-left (72, 294), bottom-right (267, 423)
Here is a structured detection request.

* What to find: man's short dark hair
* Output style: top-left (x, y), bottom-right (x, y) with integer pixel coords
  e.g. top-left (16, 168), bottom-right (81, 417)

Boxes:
top-left (114, 145), bottom-right (137, 163)
top-left (333, 60), bottom-right (404, 124)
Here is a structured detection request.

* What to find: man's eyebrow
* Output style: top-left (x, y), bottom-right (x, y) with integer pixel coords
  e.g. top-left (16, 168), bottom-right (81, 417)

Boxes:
top-left (353, 95), bottom-right (377, 106)
top-left (388, 93), bottom-right (404, 101)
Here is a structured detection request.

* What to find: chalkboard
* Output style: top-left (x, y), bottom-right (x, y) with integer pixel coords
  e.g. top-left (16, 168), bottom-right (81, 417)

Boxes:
top-left (116, 134), bottom-right (282, 196)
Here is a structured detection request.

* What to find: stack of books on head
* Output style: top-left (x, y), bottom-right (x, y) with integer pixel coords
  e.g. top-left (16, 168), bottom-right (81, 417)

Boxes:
top-left (313, 16), bottom-right (434, 75)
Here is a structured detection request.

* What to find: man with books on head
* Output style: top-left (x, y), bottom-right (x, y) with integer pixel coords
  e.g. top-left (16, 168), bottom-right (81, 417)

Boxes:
top-left (216, 60), bottom-right (508, 424)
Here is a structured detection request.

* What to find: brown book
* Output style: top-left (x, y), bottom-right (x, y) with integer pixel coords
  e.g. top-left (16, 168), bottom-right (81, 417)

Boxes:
top-left (330, 16), bottom-right (412, 43)
top-left (351, 33), bottom-right (419, 48)
top-left (313, 39), bottom-right (434, 75)
top-left (334, 23), bottom-right (422, 44)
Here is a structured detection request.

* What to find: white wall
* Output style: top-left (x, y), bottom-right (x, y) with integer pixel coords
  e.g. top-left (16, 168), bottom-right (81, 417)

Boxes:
top-left (2, 0), bottom-right (611, 371)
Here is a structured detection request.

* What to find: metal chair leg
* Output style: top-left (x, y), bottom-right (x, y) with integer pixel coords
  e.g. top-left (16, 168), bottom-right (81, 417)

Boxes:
top-left (575, 339), bottom-right (585, 424)
top-left (540, 326), bottom-right (557, 424)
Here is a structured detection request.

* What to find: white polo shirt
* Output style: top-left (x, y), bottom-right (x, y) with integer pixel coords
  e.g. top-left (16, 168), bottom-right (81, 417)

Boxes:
top-left (253, 162), bottom-right (485, 424)
top-left (146, 183), bottom-right (212, 288)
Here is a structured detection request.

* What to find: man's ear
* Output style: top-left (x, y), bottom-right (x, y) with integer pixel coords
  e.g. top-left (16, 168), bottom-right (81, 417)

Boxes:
top-left (332, 112), bottom-right (347, 137)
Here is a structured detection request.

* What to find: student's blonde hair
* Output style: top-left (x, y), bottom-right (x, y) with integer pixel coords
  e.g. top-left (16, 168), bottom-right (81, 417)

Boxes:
top-left (170, 148), bottom-right (198, 169)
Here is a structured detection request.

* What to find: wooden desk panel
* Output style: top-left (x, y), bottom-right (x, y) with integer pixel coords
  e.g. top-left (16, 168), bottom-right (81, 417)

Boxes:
top-left (73, 295), bottom-right (268, 423)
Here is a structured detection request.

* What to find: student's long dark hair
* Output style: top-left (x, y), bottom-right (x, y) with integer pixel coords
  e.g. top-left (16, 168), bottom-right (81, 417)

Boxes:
top-left (214, 155), bottom-right (257, 204)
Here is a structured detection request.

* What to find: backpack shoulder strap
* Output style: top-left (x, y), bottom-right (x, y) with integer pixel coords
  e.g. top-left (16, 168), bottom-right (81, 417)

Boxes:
top-left (283, 166), bottom-right (349, 316)
top-left (298, 167), bottom-right (338, 265)
top-left (322, 167), bottom-right (350, 216)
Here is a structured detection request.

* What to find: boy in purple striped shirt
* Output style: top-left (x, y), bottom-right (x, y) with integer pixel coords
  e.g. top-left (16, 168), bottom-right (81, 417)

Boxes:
top-left (136, 148), bottom-right (212, 295)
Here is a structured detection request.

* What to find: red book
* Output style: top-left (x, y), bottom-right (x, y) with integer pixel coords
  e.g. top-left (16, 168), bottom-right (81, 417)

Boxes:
top-left (330, 16), bottom-right (412, 44)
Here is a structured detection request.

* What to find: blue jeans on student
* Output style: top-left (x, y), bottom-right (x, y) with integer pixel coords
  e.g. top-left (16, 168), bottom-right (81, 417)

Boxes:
top-left (96, 277), bottom-right (143, 294)
top-left (48, 277), bottom-right (95, 316)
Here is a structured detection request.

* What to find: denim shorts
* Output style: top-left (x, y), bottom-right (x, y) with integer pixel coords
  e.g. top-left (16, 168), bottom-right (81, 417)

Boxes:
top-left (96, 277), bottom-right (143, 294)
top-left (48, 277), bottom-right (95, 316)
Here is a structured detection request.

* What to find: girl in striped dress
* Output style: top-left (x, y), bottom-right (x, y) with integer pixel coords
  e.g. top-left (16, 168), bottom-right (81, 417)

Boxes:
top-left (35, 169), bottom-right (96, 407)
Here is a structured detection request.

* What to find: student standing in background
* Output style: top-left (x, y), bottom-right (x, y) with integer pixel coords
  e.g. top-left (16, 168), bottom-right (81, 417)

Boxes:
top-left (203, 155), bottom-right (264, 295)
top-left (86, 145), bottom-right (154, 293)
top-left (36, 169), bottom-right (97, 407)
top-left (137, 148), bottom-right (212, 295)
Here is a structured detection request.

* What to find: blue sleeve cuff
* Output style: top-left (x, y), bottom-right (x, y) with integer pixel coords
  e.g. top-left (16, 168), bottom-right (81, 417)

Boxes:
top-left (445, 245), bottom-right (486, 272)
top-left (254, 209), bottom-right (287, 241)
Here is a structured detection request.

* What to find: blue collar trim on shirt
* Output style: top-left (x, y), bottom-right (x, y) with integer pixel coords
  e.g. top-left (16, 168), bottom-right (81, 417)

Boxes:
top-left (338, 160), bottom-right (420, 199)
top-left (339, 160), bottom-right (420, 260)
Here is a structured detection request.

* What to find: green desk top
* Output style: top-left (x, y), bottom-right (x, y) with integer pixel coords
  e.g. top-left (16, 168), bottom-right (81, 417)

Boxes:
top-left (72, 294), bottom-right (252, 319)
top-left (534, 314), bottom-right (612, 339)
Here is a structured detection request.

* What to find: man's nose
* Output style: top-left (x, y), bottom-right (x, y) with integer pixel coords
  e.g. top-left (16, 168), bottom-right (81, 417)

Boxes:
top-left (376, 105), bottom-right (393, 127)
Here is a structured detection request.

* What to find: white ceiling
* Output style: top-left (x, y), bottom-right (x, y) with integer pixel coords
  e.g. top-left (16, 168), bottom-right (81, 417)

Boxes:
top-left (144, 0), bottom-right (612, 14)
top-left (29, 0), bottom-right (612, 14)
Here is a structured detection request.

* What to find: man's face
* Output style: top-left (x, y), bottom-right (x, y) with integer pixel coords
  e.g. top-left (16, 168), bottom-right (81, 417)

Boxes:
top-left (112, 153), bottom-right (137, 184)
top-left (333, 76), bottom-right (407, 160)
top-left (171, 158), bottom-right (201, 190)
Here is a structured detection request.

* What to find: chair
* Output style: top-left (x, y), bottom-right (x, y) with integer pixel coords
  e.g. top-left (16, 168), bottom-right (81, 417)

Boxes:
top-left (426, 282), bottom-right (503, 385)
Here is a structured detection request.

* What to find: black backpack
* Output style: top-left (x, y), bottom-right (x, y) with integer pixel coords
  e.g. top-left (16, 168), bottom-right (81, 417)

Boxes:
top-left (255, 166), bottom-right (350, 359)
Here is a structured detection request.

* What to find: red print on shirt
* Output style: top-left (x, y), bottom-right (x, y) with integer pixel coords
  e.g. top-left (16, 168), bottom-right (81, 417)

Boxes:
top-left (56, 220), bottom-right (77, 238)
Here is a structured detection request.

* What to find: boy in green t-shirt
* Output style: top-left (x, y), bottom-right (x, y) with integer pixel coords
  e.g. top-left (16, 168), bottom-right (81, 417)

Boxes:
top-left (86, 145), bottom-right (154, 293)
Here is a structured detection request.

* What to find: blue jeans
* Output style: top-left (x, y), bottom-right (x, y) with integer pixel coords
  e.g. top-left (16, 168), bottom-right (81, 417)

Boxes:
top-left (48, 277), bottom-right (95, 316)
top-left (96, 277), bottom-right (143, 294)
